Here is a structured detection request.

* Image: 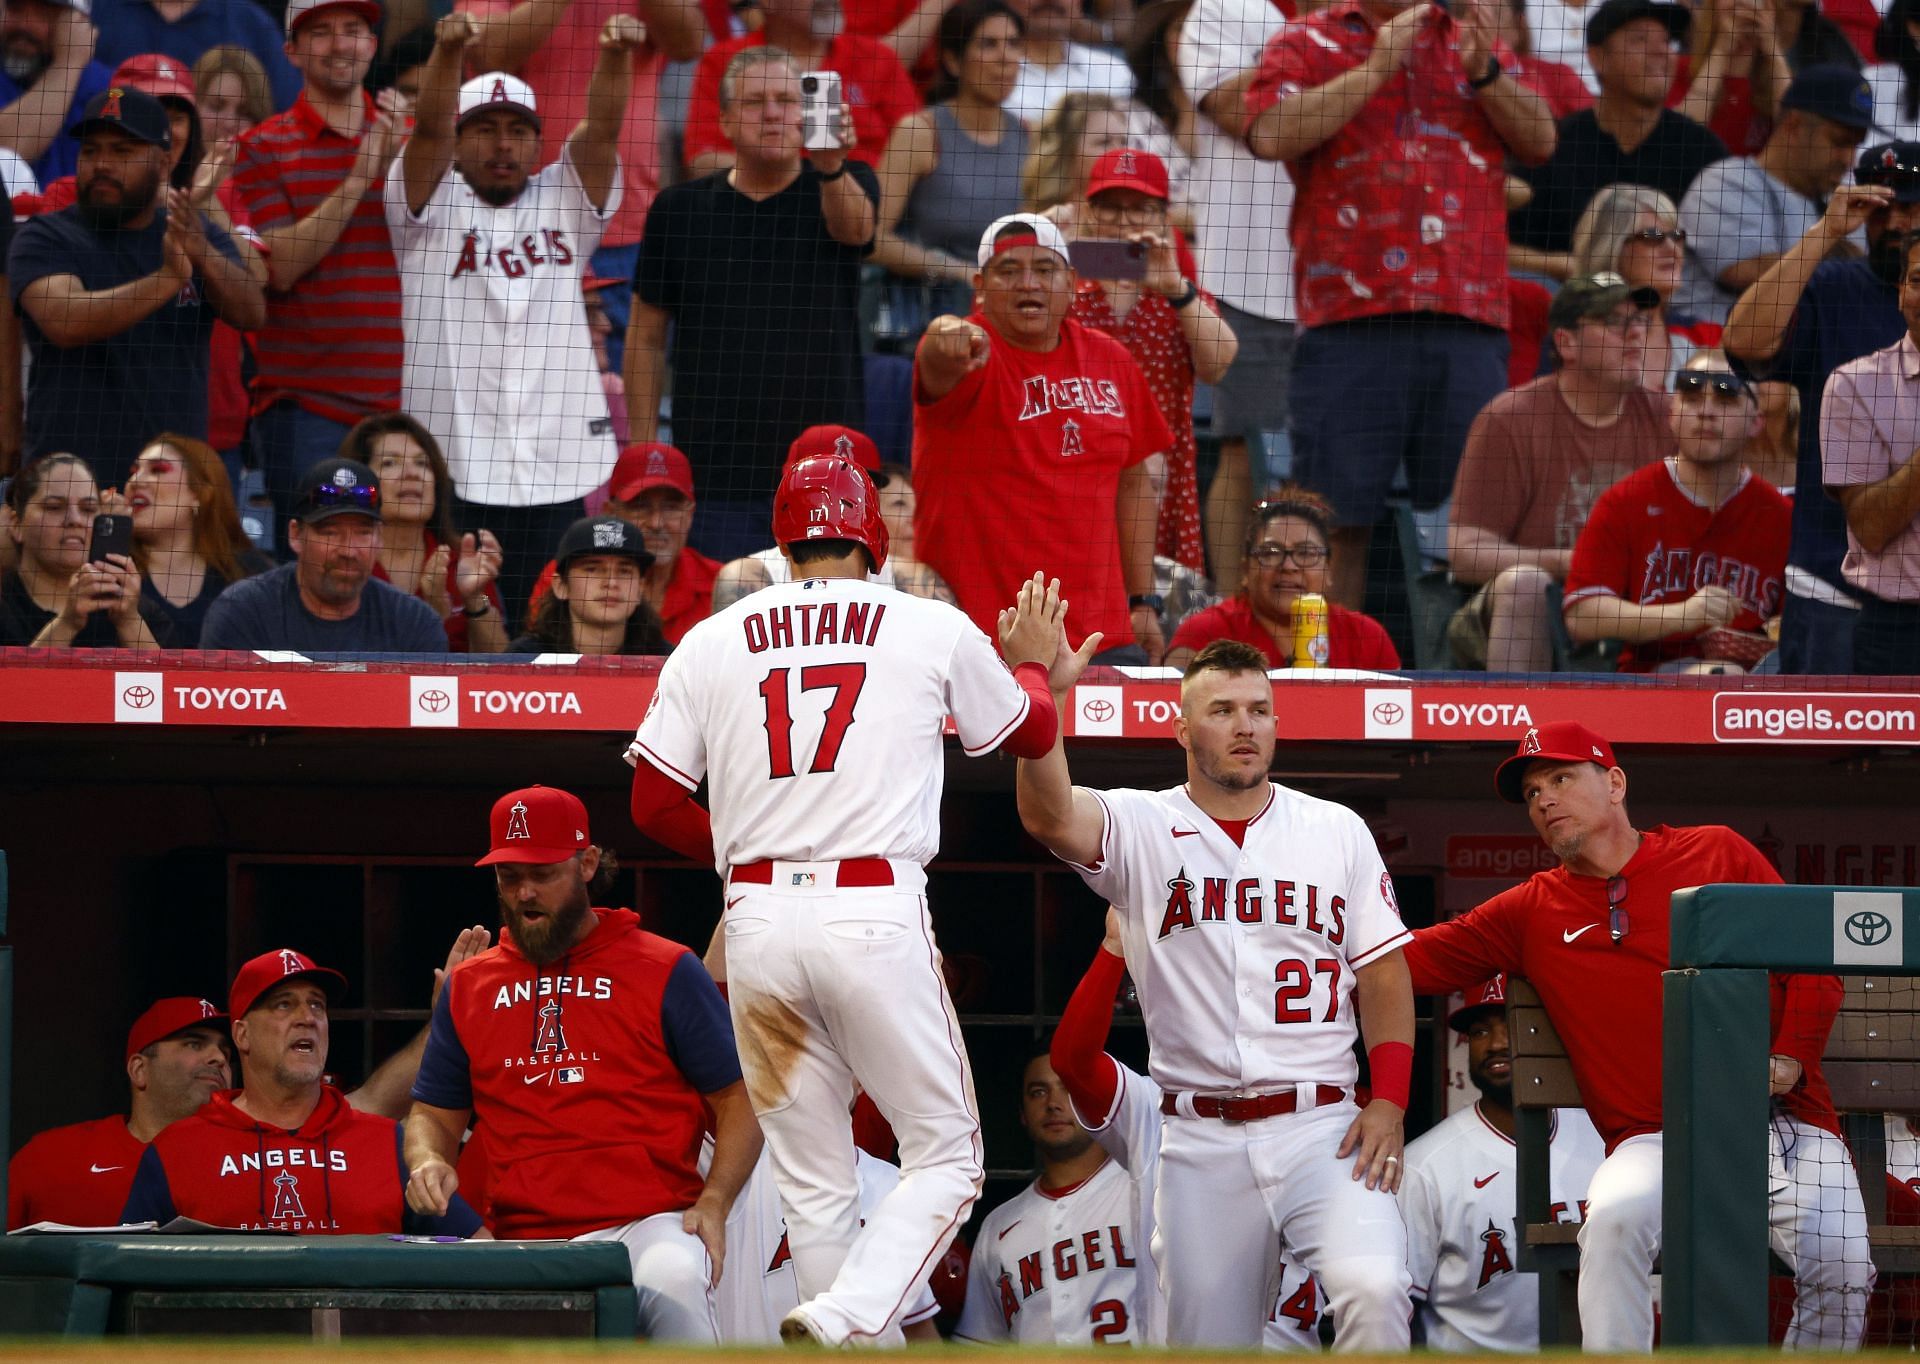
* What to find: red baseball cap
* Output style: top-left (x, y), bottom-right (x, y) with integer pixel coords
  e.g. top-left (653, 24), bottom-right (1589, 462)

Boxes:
top-left (477, 785), bottom-right (591, 866)
top-left (285, 0), bottom-right (382, 38)
top-left (608, 442), bottom-right (694, 502)
top-left (229, 949), bottom-right (347, 1021)
top-left (126, 996), bottom-right (226, 1062)
top-left (582, 273), bottom-right (625, 294)
top-left (1448, 975), bottom-right (1507, 1031)
top-left (1086, 147), bottom-right (1169, 201)
top-left (786, 424), bottom-right (880, 473)
top-left (1494, 721), bottom-right (1620, 804)
top-left (111, 54), bottom-right (196, 104)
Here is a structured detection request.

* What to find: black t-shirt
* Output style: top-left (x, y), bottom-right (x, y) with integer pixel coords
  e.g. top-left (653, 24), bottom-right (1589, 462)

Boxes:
top-left (634, 164), bottom-right (877, 496)
top-left (198, 562), bottom-right (450, 653)
top-left (8, 204), bottom-right (241, 483)
top-left (141, 551), bottom-right (274, 649)
top-left (0, 569), bottom-right (151, 646)
top-left (1510, 108), bottom-right (1729, 253)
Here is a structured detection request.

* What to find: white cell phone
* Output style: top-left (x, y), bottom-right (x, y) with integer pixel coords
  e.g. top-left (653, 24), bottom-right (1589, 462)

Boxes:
top-left (800, 70), bottom-right (843, 152)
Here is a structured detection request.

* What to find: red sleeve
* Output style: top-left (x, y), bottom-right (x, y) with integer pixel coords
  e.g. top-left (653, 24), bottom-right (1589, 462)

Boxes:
top-left (1403, 891), bottom-right (1526, 995)
top-left (1051, 945), bottom-right (1127, 1119)
top-left (629, 760), bottom-right (717, 866)
top-left (1732, 836), bottom-right (1841, 1067)
top-left (1562, 480), bottom-right (1636, 606)
top-left (230, 129), bottom-right (293, 231)
top-left (1245, 21), bottom-right (1347, 120)
top-left (1338, 610), bottom-right (1400, 669)
top-left (997, 662), bottom-right (1059, 760)
top-left (1168, 604), bottom-right (1227, 655)
top-left (682, 44), bottom-right (734, 164)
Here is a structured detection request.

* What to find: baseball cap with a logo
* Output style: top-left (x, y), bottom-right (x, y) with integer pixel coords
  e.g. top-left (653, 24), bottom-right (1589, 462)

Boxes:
top-left (1546, 271), bottom-right (1661, 332)
top-left (1781, 63), bottom-right (1879, 132)
top-left (112, 54), bottom-right (196, 104)
top-left (459, 72), bottom-right (541, 130)
top-left (977, 212), bottom-right (1072, 269)
top-left (74, 87), bottom-right (171, 149)
top-left (554, 515), bottom-right (654, 574)
top-left (608, 442), bottom-right (695, 502)
top-left (293, 457), bottom-right (381, 525)
top-left (1086, 147), bottom-right (1169, 201)
top-left (1494, 721), bottom-right (1620, 803)
top-left (1857, 141), bottom-right (1920, 203)
top-left (476, 785), bottom-right (592, 866)
top-left (284, 0), bottom-right (382, 38)
top-left (1448, 975), bottom-right (1508, 1031)
top-left (228, 949), bottom-right (348, 1020)
top-left (786, 424), bottom-right (882, 477)
top-left (126, 997), bottom-right (227, 1062)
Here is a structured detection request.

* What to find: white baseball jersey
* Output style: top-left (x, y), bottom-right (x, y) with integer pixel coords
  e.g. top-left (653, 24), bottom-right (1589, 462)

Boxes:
top-left (748, 547), bottom-right (896, 590)
top-left (711, 1143), bottom-right (938, 1343)
top-left (1068, 784), bottom-right (1412, 1094)
top-left (1885, 1114), bottom-right (1920, 1194)
top-left (387, 144), bottom-right (619, 507)
top-left (1399, 1104), bottom-right (1604, 1352)
top-left (627, 576), bottom-right (1030, 870)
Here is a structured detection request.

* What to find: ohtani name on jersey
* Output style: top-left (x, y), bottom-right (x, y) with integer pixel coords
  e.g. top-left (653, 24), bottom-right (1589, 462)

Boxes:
top-left (451, 228), bottom-right (574, 280)
top-left (491, 975), bottom-right (613, 1009)
top-left (1017, 375), bottom-right (1124, 421)
top-left (1157, 875), bottom-right (1345, 943)
top-left (995, 1225), bottom-right (1135, 1325)
top-left (742, 600), bottom-right (886, 653)
top-left (217, 1148), bottom-right (350, 1176)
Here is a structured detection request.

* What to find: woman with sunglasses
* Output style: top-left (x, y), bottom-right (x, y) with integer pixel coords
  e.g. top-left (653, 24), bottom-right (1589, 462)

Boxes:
top-left (0, 454), bottom-right (161, 649)
top-left (1570, 184), bottom-right (1716, 391)
top-left (1163, 486), bottom-right (1399, 669)
top-left (124, 434), bottom-right (271, 647)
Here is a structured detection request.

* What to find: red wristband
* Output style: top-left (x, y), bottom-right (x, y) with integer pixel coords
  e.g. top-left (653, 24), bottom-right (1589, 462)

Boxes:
top-left (1367, 1041), bottom-right (1413, 1110)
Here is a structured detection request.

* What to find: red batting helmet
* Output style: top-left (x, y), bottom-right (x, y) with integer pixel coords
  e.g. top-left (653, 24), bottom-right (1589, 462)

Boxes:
top-left (772, 456), bottom-right (889, 572)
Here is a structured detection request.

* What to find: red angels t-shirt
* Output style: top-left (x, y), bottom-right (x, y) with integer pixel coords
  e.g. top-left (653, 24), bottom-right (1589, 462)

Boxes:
top-left (912, 314), bottom-right (1173, 650)
top-left (1562, 459), bottom-right (1789, 672)
top-left (7, 1115), bottom-right (145, 1228)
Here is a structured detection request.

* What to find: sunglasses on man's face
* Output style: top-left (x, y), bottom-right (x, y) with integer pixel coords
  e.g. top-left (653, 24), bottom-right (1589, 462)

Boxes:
top-left (1673, 371), bottom-right (1751, 405)
top-left (303, 483), bottom-right (380, 513)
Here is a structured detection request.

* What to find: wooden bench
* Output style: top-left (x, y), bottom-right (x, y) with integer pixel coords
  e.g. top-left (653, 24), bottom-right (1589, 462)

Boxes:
top-left (1509, 976), bottom-right (1920, 1345)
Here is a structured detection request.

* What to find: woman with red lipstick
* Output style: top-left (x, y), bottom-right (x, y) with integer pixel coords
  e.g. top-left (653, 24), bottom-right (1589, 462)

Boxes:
top-left (125, 433), bottom-right (270, 648)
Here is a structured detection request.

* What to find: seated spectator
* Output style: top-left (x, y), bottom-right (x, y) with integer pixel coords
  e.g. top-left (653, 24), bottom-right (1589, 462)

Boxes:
top-left (627, 49), bottom-right (877, 560)
top-left (1564, 364), bottom-right (1788, 670)
top-left (1068, 147), bottom-right (1236, 574)
top-left (1674, 0), bottom-right (1862, 157)
top-left (507, 515), bottom-right (668, 655)
top-left (871, 0), bottom-right (1029, 325)
top-left (1164, 485), bottom-right (1400, 670)
top-left (92, 0), bottom-right (300, 112)
top-left (1003, 0), bottom-right (1131, 127)
top-left (8, 997), bottom-right (228, 1229)
top-left (1675, 64), bottom-right (1872, 325)
top-left (1819, 235), bottom-right (1920, 674)
top-left (338, 413), bottom-right (507, 654)
top-left (0, 0), bottom-right (112, 185)
top-left (0, 453), bottom-right (160, 649)
top-left (199, 457), bottom-right (449, 653)
top-left (524, 442), bottom-right (721, 645)
top-left (1571, 183), bottom-right (1713, 388)
top-left (1447, 274), bottom-right (1671, 671)
top-left (1509, 0), bottom-right (1726, 279)
top-left (125, 433), bottom-right (270, 648)
top-left (392, 17), bottom-right (642, 617)
top-left (123, 949), bottom-right (487, 1236)
top-left (10, 88), bottom-right (264, 483)
top-left (710, 425), bottom-right (955, 606)
top-left (1501, 0), bottom-right (1596, 121)
top-left (192, 44), bottom-right (272, 149)
top-left (682, 0), bottom-right (921, 175)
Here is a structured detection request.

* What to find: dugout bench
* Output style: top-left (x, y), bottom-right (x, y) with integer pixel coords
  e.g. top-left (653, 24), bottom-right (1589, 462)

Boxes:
top-left (0, 1234), bottom-right (638, 1338)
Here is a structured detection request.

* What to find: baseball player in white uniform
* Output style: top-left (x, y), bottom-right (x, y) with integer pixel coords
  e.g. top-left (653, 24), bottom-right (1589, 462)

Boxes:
top-left (1017, 635), bottom-right (1416, 1350)
top-left (627, 455), bottom-right (1064, 1346)
top-left (1401, 977), bottom-right (1605, 1352)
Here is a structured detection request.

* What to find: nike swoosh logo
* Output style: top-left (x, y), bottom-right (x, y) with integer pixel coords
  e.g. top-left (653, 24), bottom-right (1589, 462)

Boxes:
top-left (998, 1220), bottom-right (1020, 1240)
top-left (1562, 924), bottom-right (1601, 943)
top-left (523, 1073), bottom-right (549, 1085)
top-left (1473, 1173), bottom-right (1498, 1188)
top-left (726, 895), bottom-right (745, 910)
top-left (90, 1164), bottom-right (123, 1174)
top-left (1171, 828), bottom-right (1199, 839)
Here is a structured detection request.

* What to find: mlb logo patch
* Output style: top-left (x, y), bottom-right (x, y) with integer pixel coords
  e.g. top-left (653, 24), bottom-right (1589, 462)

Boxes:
top-left (556, 1067), bottom-right (586, 1084)
top-left (789, 872), bottom-right (817, 888)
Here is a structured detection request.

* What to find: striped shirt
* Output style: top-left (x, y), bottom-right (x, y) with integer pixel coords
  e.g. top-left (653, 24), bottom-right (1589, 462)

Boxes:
top-left (232, 91), bottom-right (402, 424)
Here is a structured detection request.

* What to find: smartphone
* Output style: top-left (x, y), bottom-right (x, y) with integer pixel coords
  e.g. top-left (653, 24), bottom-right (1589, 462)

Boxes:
top-left (88, 512), bottom-right (134, 565)
top-left (799, 71), bottom-right (843, 152)
top-left (1069, 238), bottom-right (1149, 281)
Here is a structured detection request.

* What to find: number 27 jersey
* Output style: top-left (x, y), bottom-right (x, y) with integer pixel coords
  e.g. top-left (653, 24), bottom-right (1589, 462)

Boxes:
top-left (629, 577), bottom-right (1032, 870)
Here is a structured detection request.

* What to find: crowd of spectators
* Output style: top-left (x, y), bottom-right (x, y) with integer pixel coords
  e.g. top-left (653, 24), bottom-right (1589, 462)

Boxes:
top-left (1, 0), bottom-right (1919, 673)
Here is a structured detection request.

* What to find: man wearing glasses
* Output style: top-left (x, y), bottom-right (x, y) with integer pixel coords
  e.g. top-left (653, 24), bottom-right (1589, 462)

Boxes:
top-left (1402, 721), bottom-right (1867, 1351)
top-left (200, 457), bottom-right (449, 652)
top-left (1562, 360), bottom-right (1789, 671)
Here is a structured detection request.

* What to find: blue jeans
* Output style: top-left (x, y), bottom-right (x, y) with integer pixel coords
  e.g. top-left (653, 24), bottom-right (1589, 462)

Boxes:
top-left (592, 241), bottom-right (641, 378)
top-left (249, 401), bottom-right (355, 555)
top-left (1776, 592), bottom-right (1858, 676)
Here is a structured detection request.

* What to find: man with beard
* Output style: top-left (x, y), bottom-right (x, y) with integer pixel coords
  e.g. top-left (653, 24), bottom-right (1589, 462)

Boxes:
top-left (389, 12), bottom-right (641, 617)
top-left (1399, 977), bottom-right (1605, 1351)
top-left (1001, 0), bottom-right (1130, 126)
top-left (403, 785), bottom-right (762, 1341)
top-left (199, 456), bottom-right (449, 650)
top-left (0, 0), bottom-right (111, 184)
top-left (682, 0), bottom-right (919, 174)
top-left (9, 85), bottom-right (262, 474)
top-left (1401, 722), bottom-right (1868, 1350)
top-left (1725, 140), bottom-right (1920, 673)
top-left (123, 950), bottom-right (487, 1236)
top-left (1016, 637), bottom-right (1417, 1349)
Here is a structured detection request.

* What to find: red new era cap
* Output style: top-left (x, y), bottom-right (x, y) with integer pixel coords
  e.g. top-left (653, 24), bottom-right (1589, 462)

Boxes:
top-left (477, 785), bottom-right (591, 866)
top-left (126, 996), bottom-right (226, 1062)
top-left (786, 425), bottom-right (880, 473)
top-left (1086, 147), bottom-right (1169, 201)
top-left (1448, 975), bottom-right (1507, 1031)
top-left (608, 442), bottom-right (694, 502)
top-left (1494, 721), bottom-right (1619, 804)
top-left (112, 54), bottom-right (196, 104)
top-left (229, 949), bottom-right (347, 1020)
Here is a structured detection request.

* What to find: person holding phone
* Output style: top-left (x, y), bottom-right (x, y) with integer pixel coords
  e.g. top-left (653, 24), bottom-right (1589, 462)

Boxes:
top-left (1067, 148), bottom-right (1235, 575)
top-left (0, 452), bottom-right (160, 649)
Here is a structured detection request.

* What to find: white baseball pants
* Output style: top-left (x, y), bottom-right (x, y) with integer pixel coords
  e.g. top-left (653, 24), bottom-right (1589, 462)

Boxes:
top-left (574, 1210), bottom-right (718, 1341)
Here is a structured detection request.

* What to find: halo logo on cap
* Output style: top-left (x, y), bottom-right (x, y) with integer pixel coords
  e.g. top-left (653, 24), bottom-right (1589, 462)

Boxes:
top-left (490, 76), bottom-right (509, 103)
top-left (1522, 727), bottom-right (1541, 754)
top-left (279, 948), bottom-right (305, 976)
top-left (505, 800), bottom-right (531, 841)
top-left (101, 87), bottom-right (124, 120)
top-left (1114, 149), bottom-right (1137, 175)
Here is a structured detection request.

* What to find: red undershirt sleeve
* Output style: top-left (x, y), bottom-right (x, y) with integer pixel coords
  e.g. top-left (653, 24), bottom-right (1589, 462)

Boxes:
top-left (1051, 945), bottom-right (1127, 1118)
top-left (629, 761), bottom-right (717, 868)
top-left (998, 662), bottom-right (1059, 760)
